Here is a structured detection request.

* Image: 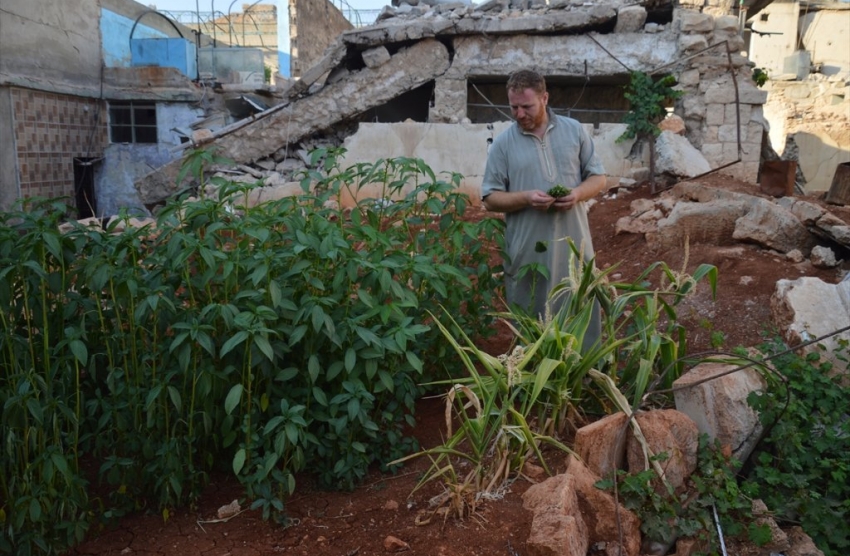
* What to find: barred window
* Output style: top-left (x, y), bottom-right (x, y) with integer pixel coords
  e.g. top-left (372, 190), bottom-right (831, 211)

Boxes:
top-left (108, 101), bottom-right (157, 144)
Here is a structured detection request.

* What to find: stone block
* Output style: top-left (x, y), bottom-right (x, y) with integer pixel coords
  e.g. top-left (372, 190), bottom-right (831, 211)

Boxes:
top-left (678, 10), bottom-right (715, 33)
top-left (714, 14), bottom-right (738, 32)
top-left (673, 360), bottom-right (767, 462)
top-left (723, 141), bottom-right (740, 161)
top-left (732, 197), bottom-right (817, 254)
top-left (718, 123), bottom-right (744, 142)
top-left (738, 80), bottom-right (769, 104)
top-left (679, 34), bottom-right (708, 53)
top-left (740, 141), bottom-right (761, 163)
top-left (362, 46), bottom-right (391, 68)
top-left (678, 68), bottom-right (700, 87)
top-left (614, 5), bottom-right (646, 33)
top-left (656, 131), bottom-right (712, 177)
top-left (701, 142), bottom-right (723, 164)
top-left (682, 96), bottom-right (705, 119)
top-left (574, 412), bottom-right (628, 478)
top-left (705, 103), bottom-right (725, 125)
top-left (725, 103), bottom-right (750, 125)
top-left (703, 80), bottom-right (736, 104)
top-left (627, 410), bottom-right (699, 493)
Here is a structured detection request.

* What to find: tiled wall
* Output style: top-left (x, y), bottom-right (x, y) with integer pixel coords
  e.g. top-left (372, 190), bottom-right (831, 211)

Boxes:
top-left (11, 88), bottom-right (108, 200)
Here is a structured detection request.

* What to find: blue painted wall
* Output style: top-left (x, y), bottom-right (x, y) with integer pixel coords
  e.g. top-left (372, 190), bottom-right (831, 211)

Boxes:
top-left (102, 9), bottom-right (167, 68)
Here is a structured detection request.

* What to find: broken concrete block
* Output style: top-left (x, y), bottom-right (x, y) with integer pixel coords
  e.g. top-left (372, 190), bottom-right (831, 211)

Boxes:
top-left (614, 5), bottom-right (647, 33)
top-left (362, 46), bottom-right (392, 68)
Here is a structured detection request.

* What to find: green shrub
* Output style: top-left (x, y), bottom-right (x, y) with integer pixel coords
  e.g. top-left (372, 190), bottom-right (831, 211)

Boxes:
top-left (0, 150), bottom-right (502, 552)
top-left (743, 338), bottom-right (850, 555)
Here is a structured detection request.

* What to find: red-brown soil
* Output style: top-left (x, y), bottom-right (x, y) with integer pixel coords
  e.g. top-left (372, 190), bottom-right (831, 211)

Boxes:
top-left (67, 174), bottom-right (849, 556)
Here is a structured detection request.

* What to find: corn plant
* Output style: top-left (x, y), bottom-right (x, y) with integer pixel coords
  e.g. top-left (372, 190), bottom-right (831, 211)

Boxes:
top-left (395, 239), bottom-right (717, 517)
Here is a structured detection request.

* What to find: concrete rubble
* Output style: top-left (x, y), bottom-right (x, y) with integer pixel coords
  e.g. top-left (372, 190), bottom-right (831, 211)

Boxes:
top-left (134, 0), bottom-right (769, 205)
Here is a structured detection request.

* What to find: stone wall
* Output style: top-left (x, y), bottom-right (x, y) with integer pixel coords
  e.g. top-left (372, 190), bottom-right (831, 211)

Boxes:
top-left (289, 0), bottom-right (353, 78)
top-left (425, 8), bottom-right (766, 183)
top-left (763, 76), bottom-right (850, 192)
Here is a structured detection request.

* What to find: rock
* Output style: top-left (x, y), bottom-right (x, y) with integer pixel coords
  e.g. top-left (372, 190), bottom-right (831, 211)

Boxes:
top-left (523, 474), bottom-right (589, 556)
top-left (786, 248), bottom-right (805, 263)
top-left (658, 114), bottom-right (686, 135)
top-left (565, 456), bottom-right (641, 556)
top-left (383, 535), bottom-right (410, 552)
top-left (383, 499), bottom-right (400, 510)
top-left (751, 499), bottom-right (790, 553)
top-left (626, 410), bottom-right (699, 493)
top-left (363, 46), bottom-right (392, 68)
top-left (522, 461), bottom-right (546, 481)
top-left (732, 198), bottom-right (816, 254)
top-left (787, 526), bottom-right (825, 556)
top-left (614, 5), bottom-right (646, 33)
top-left (654, 131), bottom-right (711, 178)
top-left (647, 199), bottom-right (749, 251)
top-left (772, 277), bottom-right (850, 373)
top-left (673, 359), bottom-right (767, 463)
top-left (574, 412), bottom-right (628, 478)
top-left (217, 499), bottom-right (241, 519)
top-left (810, 245), bottom-right (838, 268)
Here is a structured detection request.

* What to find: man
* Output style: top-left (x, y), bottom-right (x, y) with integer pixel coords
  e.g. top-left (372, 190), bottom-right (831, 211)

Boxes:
top-left (481, 69), bottom-right (607, 348)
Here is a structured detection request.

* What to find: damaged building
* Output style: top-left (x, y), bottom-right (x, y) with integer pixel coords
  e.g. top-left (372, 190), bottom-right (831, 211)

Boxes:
top-left (1, 0), bottom-right (848, 217)
top-left (133, 0), bottom-right (778, 210)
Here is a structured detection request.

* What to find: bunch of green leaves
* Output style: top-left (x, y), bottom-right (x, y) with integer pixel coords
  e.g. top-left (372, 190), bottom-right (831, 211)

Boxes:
top-left (618, 71), bottom-right (684, 142)
top-left (395, 241), bottom-right (717, 515)
top-left (0, 198), bottom-right (91, 555)
top-left (0, 148), bottom-right (502, 553)
top-left (596, 435), bottom-right (769, 556)
top-left (742, 338), bottom-right (850, 556)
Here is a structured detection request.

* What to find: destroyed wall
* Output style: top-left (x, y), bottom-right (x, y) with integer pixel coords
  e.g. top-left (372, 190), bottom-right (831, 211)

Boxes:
top-left (289, 0), bottom-right (353, 78)
top-left (135, 2), bottom-right (769, 207)
top-left (746, 0), bottom-right (850, 193)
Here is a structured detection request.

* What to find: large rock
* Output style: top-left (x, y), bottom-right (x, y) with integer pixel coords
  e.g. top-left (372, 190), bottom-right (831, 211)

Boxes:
top-left (732, 197), bottom-right (817, 254)
top-left (673, 360), bottom-right (767, 462)
top-left (655, 131), bottom-right (711, 178)
top-left (523, 474), bottom-right (589, 556)
top-left (574, 412), bottom-right (629, 478)
top-left (626, 410), bottom-right (699, 493)
top-left (646, 199), bottom-right (749, 250)
top-left (565, 456), bottom-right (642, 556)
top-left (771, 277), bottom-right (850, 373)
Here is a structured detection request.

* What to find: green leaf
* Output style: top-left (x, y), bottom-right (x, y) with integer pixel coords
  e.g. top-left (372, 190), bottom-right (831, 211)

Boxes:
top-left (221, 331), bottom-right (249, 357)
top-left (69, 339), bottom-right (88, 365)
top-left (225, 384), bottom-right (243, 415)
top-left (345, 348), bottom-right (356, 372)
top-left (253, 335), bottom-right (275, 362)
top-left (232, 448), bottom-right (247, 475)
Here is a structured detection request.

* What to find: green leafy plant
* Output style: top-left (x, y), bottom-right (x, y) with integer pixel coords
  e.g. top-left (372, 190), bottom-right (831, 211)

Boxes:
top-left (596, 435), bottom-right (769, 556)
top-left (0, 149), bottom-right (503, 553)
top-left (742, 338), bottom-right (850, 555)
top-left (752, 67), bottom-right (768, 88)
top-left (618, 71), bottom-right (685, 192)
top-left (395, 240), bottom-right (717, 518)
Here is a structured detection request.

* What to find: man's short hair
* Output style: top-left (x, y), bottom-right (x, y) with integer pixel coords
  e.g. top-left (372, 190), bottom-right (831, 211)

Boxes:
top-left (507, 70), bottom-right (547, 95)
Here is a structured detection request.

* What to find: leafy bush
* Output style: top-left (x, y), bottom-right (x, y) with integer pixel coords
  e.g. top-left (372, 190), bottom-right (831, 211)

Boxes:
top-left (743, 338), bottom-right (850, 556)
top-left (0, 150), bottom-right (502, 553)
top-left (597, 436), bottom-right (769, 555)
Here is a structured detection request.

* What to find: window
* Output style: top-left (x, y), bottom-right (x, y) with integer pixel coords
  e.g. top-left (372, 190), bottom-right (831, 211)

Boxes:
top-left (108, 101), bottom-right (157, 143)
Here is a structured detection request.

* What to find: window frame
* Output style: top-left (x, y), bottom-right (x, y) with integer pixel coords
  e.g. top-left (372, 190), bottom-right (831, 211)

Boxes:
top-left (108, 101), bottom-right (158, 144)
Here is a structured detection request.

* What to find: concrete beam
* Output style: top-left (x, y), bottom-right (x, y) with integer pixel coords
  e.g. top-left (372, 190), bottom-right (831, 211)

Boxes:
top-left (136, 39), bottom-right (451, 204)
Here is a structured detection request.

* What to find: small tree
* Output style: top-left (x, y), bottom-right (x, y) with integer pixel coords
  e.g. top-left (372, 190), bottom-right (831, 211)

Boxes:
top-left (618, 71), bottom-right (684, 193)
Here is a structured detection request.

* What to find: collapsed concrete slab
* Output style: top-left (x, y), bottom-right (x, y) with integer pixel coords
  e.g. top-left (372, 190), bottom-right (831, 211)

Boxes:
top-left (136, 39), bottom-right (451, 204)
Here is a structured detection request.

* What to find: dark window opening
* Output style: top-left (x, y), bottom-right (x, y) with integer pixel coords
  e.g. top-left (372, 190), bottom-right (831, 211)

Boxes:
top-left (108, 101), bottom-right (157, 144)
top-left (467, 75), bottom-right (631, 128)
top-left (358, 82), bottom-right (433, 123)
top-left (760, 13), bottom-right (769, 21)
top-left (73, 157), bottom-right (98, 219)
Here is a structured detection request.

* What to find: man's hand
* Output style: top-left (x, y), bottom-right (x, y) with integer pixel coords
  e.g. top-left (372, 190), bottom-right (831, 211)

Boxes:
top-left (549, 190), bottom-right (579, 211)
top-left (527, 190), bottom-right (557, 211)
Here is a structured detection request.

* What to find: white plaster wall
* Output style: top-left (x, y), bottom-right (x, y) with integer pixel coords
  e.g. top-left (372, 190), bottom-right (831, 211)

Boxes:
top-left (339, 122), bottom-right (644, 205)
top-left (801, 9), bottom-right (850, 76)
top-left (746, 1), bottom-right (799, 76)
